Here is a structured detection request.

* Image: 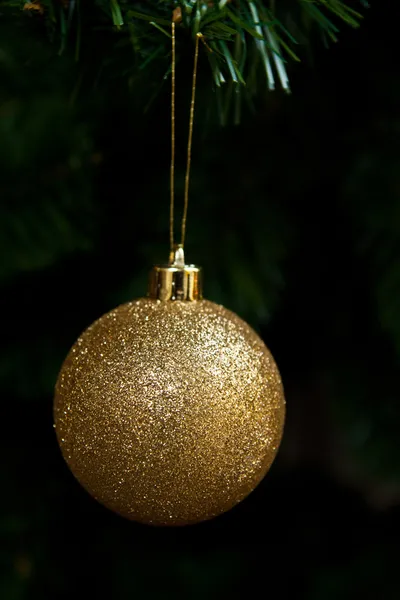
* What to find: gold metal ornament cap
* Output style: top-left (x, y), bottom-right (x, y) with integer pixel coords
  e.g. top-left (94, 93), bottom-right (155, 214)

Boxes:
top-left (148, 246), bottom-right (202, 301)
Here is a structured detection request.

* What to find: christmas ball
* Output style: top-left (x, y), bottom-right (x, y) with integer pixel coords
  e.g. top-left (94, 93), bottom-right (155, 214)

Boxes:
top-left (54, 257), bottom-right (285, 525)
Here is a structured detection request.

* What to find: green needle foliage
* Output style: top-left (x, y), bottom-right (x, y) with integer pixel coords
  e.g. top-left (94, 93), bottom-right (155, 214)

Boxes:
top-left (8, 0), bottom-right (366, 118)
top-left (1, 4), bottom-right (400, 598)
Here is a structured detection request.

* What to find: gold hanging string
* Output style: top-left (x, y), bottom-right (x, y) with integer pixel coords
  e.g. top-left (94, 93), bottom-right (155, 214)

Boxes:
top-left (169, 20), bottom-right (176, 258)
top-left (169, 21), bottom-right (202, 259)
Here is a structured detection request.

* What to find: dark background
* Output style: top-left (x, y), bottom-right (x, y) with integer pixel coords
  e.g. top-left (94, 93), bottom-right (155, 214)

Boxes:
top-left (1, 2), bottom-right (400, 598)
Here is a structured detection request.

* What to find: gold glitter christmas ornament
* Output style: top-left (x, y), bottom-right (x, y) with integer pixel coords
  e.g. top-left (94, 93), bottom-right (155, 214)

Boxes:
top-left (54, 251), bottom-right (285, 526)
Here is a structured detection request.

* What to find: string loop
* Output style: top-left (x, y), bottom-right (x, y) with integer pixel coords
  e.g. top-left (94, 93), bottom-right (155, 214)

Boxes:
top-left (169, 22), bottom-right (202, 260)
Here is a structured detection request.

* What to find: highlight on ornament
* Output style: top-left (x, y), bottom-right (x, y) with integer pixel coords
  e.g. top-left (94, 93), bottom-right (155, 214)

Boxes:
top-left (54, 251), bottom-right (285, 526)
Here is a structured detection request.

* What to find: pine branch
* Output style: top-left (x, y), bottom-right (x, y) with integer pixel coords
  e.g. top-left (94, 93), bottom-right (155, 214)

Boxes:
top-left (7, 0), bottom-right (366, 117)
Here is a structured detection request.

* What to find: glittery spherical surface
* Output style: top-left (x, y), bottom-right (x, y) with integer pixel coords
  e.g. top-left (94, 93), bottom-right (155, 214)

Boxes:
top-left (54, 299), bottom-right (285, 525)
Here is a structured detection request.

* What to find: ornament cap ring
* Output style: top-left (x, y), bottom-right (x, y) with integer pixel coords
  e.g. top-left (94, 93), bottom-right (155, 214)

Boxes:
top-left (148, 246), bottom-right (202, 301)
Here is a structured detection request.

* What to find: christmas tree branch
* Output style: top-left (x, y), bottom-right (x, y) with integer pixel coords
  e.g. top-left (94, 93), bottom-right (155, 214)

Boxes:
top-left (8, 0), bottom-right (366, 106)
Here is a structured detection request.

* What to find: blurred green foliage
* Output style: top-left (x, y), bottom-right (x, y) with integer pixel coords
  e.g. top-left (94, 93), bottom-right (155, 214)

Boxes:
top-left (0, 1), bottom-right (399, 599)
